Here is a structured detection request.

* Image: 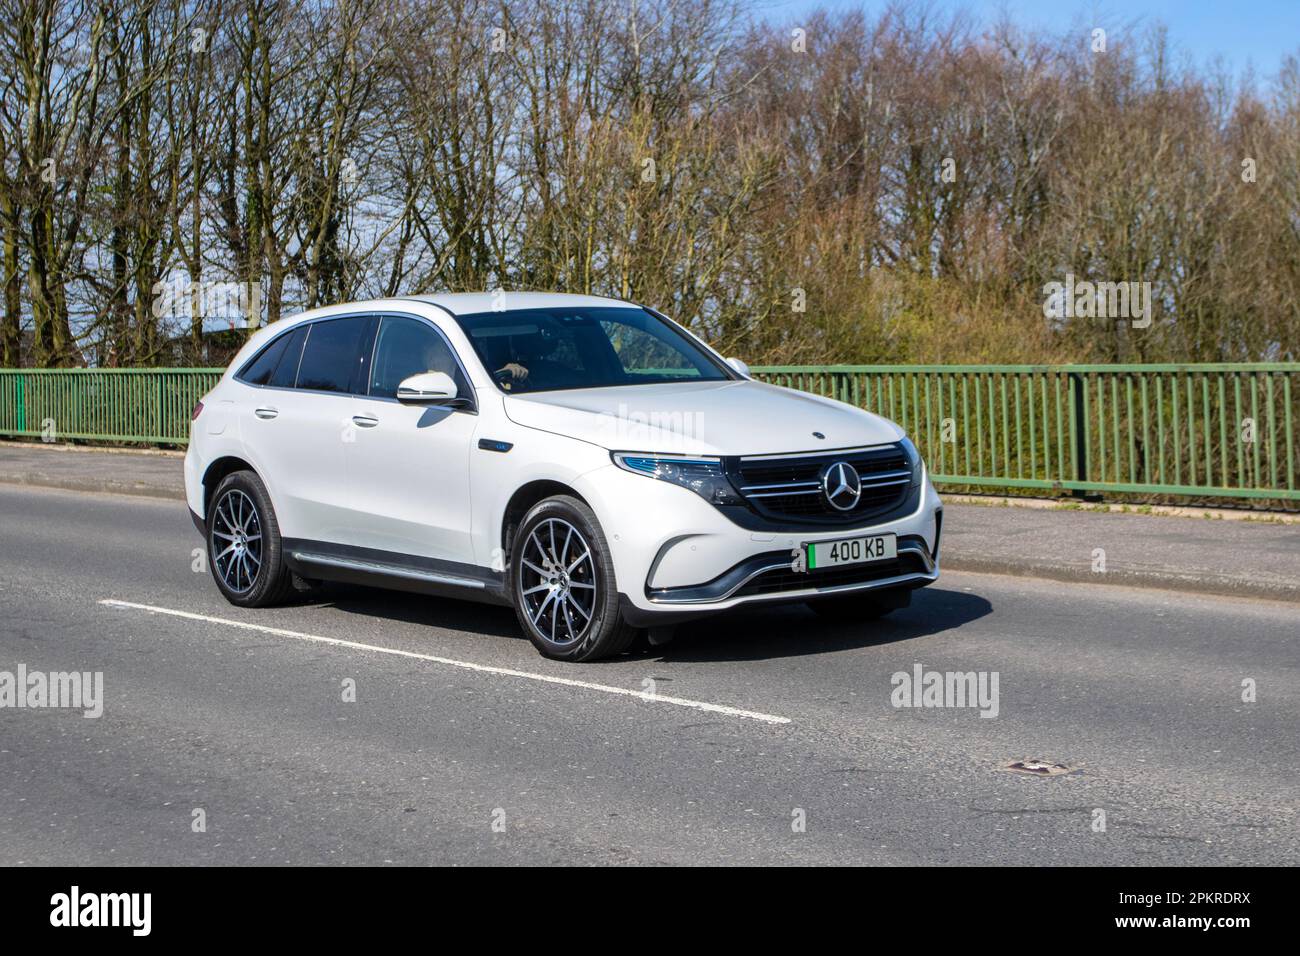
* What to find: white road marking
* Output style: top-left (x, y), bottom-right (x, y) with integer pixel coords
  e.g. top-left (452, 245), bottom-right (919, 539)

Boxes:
top-left (99, 599), bottom-right (793, 725)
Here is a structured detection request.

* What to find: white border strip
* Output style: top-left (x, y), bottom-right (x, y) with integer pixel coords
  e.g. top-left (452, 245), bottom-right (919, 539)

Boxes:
top-left (99, 599), bottom-right (792, 725)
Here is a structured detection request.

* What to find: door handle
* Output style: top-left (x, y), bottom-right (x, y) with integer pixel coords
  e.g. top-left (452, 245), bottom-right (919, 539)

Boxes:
top-left (254, 406), bottom-right (279, 420)
top-left (351, 415), bottom-right (379, 428)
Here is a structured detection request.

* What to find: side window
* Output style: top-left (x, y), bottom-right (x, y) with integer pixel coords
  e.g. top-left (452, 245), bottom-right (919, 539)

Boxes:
top-left (369, 316), bottom-right (468, 400)
top-left (267, 325), bottom-right (308, 389)
top-left (236, 332), bottom-right (293, 385)
top-left (295, 317), bottom-right (370, 393)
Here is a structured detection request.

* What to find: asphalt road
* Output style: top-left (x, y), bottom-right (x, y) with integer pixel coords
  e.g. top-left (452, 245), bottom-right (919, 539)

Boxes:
top-left (1, 484), bottom-right (1296, 866)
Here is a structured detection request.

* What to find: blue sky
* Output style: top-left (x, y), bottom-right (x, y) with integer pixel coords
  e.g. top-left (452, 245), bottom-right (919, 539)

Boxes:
top-left (757, 0), bottom-right (1300, 79)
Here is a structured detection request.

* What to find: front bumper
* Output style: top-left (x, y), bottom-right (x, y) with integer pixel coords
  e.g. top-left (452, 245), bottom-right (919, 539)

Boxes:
top-left (575, 462), bottom-right (942, 622)
top-left (647, 533), bottom-right (937, 605)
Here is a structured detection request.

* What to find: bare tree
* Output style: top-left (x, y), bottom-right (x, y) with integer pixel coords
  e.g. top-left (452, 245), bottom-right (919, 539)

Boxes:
top-left (1, 0), bottom-right (1296, 368)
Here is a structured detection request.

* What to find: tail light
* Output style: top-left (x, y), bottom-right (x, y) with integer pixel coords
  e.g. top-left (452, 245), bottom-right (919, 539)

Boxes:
top-left (191, 400), bottom-right (204, 421)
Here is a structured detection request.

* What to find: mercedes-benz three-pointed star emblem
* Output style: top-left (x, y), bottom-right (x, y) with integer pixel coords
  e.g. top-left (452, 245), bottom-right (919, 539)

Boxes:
top-left (821, 461), bottom-right (862, 511)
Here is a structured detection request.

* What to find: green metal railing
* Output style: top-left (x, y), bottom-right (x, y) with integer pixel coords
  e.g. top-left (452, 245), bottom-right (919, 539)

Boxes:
top-left (750, 364), bottom-right (1299, 502)
top-left (0, 369), bottom-right (222, 445)
top-left (0, 364), bottom-right (1296, 502)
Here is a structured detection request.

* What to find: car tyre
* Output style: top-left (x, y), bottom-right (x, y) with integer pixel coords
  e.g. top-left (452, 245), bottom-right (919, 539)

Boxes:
top-left (510, 495), bottom-right (636, 661)
top-left (207, 470), bottom-right (295, 608)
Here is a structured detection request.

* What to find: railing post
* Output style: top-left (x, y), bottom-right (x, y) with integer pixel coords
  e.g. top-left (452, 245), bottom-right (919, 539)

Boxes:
top-left (1068, 371), bottom-right (1088, 499)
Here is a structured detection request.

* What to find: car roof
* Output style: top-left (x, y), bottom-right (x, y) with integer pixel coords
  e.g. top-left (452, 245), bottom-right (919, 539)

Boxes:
top-left (231, 291), bottom-right (648, 365)
top-left (236, 291), bottom-right (642, 344)
top-left (403, 291), bottom-right (642, 315)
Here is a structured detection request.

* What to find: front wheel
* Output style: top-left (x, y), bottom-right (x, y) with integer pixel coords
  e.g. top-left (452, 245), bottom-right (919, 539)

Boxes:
top-left (510, 496), bottom-right (636, 661)
top-left (206, 470), bottom-right (295, 607)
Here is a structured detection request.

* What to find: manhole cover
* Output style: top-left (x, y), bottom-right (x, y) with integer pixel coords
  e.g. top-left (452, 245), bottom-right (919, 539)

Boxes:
top-left (1004, 759), bottom-right (1074, 776)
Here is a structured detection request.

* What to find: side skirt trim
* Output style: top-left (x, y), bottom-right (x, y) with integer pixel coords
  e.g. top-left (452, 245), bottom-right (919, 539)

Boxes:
top-left (290, 550), bottom-right (487, 590)
top-left (281, 537), bottom-right (509, 606)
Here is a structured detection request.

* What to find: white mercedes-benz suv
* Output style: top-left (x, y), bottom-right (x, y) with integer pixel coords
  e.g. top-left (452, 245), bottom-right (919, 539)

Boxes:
top-left (184, 293), bottom-right (942, 660)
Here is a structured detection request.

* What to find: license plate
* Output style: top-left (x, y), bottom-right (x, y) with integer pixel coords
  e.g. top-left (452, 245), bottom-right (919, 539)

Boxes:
top-left (805, 533), bottom-right (897, 570)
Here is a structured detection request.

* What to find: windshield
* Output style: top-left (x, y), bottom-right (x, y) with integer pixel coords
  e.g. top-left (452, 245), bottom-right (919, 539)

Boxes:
top-left (453, 306), bottom-right (732, 394)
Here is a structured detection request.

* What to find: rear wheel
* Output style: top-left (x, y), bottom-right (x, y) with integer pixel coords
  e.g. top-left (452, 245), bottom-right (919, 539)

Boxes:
top-left (207, 470), bottom-right (295, 607)
top-left (510, 496), bottom-right (636, 661)
top-left (806, 586), bottom-right (911, 622)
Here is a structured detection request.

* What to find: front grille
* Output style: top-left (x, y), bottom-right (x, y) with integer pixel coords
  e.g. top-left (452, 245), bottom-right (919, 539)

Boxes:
top-left (729, 444), bottom-right (913, 525)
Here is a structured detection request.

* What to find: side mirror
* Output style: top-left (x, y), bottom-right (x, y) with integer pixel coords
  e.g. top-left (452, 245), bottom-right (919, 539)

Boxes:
top-left (726, 356), bottom-right (751, 378)
top-left (397, 371), bottom-right (461, 406)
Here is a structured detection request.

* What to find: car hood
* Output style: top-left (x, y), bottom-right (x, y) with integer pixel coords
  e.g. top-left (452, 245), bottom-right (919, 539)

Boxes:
top-left (502, 380), bottom-right (904, 456)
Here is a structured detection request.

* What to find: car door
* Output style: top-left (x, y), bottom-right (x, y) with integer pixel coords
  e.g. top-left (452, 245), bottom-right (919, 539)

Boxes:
top-left (238, 316), bottom-right (372, 544)
top-left (344, 314), bottom-right (478, 565)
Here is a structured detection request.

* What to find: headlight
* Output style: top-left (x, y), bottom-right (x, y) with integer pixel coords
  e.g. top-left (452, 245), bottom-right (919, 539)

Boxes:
top-left (611, 452), bottom-right (743, 506)
top-left (899, 436), bottom-right (923, 487)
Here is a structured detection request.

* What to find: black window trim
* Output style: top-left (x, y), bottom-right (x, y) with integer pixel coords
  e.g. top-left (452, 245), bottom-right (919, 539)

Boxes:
top-left (234, 310), bottom-right (476, 412)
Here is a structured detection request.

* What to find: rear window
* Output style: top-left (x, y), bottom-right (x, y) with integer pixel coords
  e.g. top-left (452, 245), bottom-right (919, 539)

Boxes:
top-left (267, 326), bottom-right (308, 388)
top-left (236, 331), bottom-right (293, 385)
top-left (235, 325), bottom-right (309, 388)
top-left (295, 317), bottom-right (371, 393)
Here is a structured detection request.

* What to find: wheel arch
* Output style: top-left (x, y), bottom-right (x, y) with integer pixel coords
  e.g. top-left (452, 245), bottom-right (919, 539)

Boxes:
top-left (201, 456), bottom-right (259, 518)
top-left (500, 480), bottom-right (590, 557)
